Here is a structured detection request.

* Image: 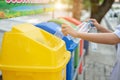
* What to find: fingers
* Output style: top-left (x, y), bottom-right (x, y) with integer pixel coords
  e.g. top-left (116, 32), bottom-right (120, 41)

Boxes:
top-left (61, 24), bottom-right (77, 37)
top-left (90, 19), bottom-right (98, 23)
top-left (61, 24), bottom-right (71, 36)
top-left (85, 18), bottom-right (97, 22)
top-left (61, 29), bottom-right (68, 36)
top-left (62, 24), bottom-right (71, 31)
top-left (63, 32), bottom-right (68, 36)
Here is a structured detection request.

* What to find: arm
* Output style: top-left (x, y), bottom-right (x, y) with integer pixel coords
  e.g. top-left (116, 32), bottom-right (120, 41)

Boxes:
top-left (76, 32), bottom-right (120, 45)
top-left (96, 25), bottom-right (112, 33)
top-left (62, 24), bottom-right (120, 45)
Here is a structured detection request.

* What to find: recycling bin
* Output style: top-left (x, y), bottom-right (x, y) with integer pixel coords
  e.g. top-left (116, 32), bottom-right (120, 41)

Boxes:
top-left (35, 22), bottom-right (78, 80)
top-left (60, 17), bottom-right (84, 74)
top-left (0, 23), bottom-right (70, 80)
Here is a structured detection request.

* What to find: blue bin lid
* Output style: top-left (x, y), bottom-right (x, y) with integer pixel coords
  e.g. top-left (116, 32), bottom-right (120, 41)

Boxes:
top-left (35, 22), bottom-right (78, 52)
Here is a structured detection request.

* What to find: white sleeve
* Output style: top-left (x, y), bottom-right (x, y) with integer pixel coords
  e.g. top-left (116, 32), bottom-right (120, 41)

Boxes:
top-left (114, 25), bottom-right (120, 39)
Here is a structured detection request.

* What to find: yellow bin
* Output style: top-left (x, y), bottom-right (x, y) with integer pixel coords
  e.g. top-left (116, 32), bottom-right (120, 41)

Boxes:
top-left (0, 23), bottom-right (70, 80)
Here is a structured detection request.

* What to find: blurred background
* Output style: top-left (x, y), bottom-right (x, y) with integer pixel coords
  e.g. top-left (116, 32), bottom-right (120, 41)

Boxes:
top-left (0, 0), bottom-right (120, 80)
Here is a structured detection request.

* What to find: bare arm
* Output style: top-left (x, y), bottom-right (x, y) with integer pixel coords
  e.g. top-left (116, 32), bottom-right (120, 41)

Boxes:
top-left (96, 25), bottom-right (112, 33)
top-left (76, 32), bottom-right (120, 45)
top-left (62, 24), bottom-right (120, 45)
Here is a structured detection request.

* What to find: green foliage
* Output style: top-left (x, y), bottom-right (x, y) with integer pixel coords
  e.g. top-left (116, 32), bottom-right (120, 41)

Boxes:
top-left (83, 0), bottom-right (104, 10)
top-left (99, 0), bottom-right (104, 5)
top-left (83, 0), bottom-right (90, 10)
top-left (61, 0), bottom-right (73, 4)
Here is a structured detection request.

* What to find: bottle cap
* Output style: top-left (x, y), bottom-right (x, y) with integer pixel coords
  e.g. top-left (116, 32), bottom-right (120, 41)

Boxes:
top-left (88, 20), bottom-right (95, 27)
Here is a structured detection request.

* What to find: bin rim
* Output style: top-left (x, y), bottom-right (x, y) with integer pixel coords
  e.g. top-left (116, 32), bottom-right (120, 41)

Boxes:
top-left (0, 51), bottom-right (71, 72)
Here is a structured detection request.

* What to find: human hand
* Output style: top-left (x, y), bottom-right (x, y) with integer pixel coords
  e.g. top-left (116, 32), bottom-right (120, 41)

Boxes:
top-left (86, 19), bottom-right (102, 30)
top-left (61, 24), bottom-right (78, 38)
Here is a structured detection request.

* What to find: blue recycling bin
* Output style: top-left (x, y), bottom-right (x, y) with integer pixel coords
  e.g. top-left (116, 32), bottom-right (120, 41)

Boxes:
top-left (35, 22), bottom-right (78, 80)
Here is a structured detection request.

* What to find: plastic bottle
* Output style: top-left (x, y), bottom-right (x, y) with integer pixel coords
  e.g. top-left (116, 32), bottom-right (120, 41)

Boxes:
top-left (89, 27), bottom-right (98, 52)
top-left (70, 20), bottom-right (95, 43)
top-left (76, 20), bottom-right (98, 51)
top-left (54, 28), bottom-right (75, 41)
top-left (54, 31), bottom-right (63, 39)
top-left (77, 20), bottom-right (94, 32)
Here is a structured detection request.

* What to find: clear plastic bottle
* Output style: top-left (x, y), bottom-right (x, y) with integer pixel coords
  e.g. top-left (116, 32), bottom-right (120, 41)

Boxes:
top-left (77, 20), bottom-right (94, 32)
top-left (70, 20), bottom-right (95, 43)
top-left (89, 27), bottom-right (98, 52)
top-left (54, 30), bottom-right (64, 39)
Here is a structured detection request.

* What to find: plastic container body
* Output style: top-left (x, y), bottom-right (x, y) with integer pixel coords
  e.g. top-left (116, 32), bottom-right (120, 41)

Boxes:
top-left (2, 69), bottom-right (66, 80)
top-left (0, 23), bottom-right (70, 80)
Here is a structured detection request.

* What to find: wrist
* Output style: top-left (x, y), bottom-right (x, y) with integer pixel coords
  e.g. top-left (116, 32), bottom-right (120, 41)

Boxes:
top-left (95, 24), bottom-right (102, 31)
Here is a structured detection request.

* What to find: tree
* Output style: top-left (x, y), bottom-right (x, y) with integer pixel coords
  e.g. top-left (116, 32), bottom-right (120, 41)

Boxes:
top-left (71, 0), bottom-right (114, 23)
top-left (72, 0), bottom-right (82, 20)
top-left (90, 0), bottom-right (114, 23)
